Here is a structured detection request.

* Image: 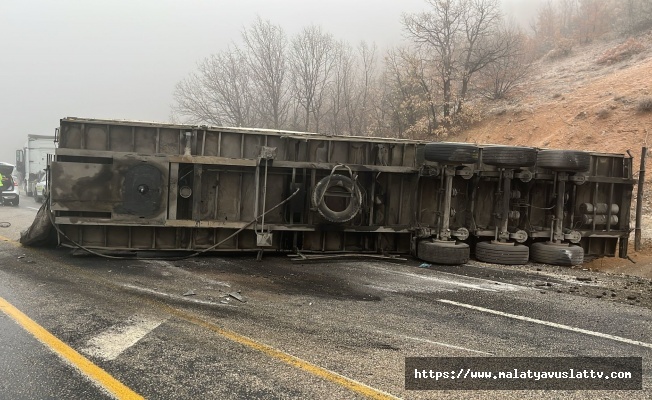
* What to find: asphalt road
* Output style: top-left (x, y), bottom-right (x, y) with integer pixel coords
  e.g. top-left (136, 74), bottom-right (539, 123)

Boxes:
top-left (0, 197), bottom-right (651, 399)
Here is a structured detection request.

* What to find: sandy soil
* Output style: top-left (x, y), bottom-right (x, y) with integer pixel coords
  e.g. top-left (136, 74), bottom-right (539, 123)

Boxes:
top-left (457, 32), bottom-right (652, 279)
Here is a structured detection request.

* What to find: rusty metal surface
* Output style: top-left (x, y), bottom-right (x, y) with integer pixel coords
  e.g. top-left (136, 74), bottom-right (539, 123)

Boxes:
top-left (49, 117), bottom-right (636, 260)
top-left (52, 118), bottom-right (422, 254)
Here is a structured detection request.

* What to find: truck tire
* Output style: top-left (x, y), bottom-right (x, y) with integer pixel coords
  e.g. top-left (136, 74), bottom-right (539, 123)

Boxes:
top-left (424, 142), bottom-right (479, 164)
top-left (312, 174), bottom-right (362, 223)
top-left (418, 241), bottom-right (470, 265)
top-left (11, 198), bottom-right (19, 206)
top-left (530, 241), bottom-right (584, 266)
top-left (482, 146), bottom-right (537, 168)
top-left (475, 241), bottom-right (529, 265)
top-left (536, 150), bottom-right (591, 172)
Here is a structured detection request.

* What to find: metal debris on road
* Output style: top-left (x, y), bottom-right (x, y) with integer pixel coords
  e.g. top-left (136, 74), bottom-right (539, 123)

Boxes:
top-left (228, 292), bottom-right (246, 302)
top-left (183, 290), bottom-right (196, 296)
top-left (288, 252), bottom-right (407, 263)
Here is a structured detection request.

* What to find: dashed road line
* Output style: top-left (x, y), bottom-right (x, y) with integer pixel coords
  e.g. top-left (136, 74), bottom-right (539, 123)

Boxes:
top-left (376, 330), bottom-right (492, 355)
top-left (82, 314), bottom-right (167, 361)
top-left (0, 295), bottom-right (144, 399)
top-left (122, 284), bottom-right (238, 307)
top-left (366, 266), bottom-right (522, 292)
top-left (439, 299), bottom-right (652, 349)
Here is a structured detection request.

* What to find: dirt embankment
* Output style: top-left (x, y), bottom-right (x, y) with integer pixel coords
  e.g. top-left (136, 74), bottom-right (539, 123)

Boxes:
top-left (457, 32), bottom-right (652, 278)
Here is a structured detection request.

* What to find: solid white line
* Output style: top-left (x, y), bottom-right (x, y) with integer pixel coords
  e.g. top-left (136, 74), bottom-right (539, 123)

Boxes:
top-left (438, 299), bottom-right (652, 349)
top-left (121, 284), bottom-right (238, 307)
top-left (387, 331), bottom-right (493, 355)
top-left (82, 314), bottom-right (167, 360)
top-left (366, 266), bottom-right (521, 292)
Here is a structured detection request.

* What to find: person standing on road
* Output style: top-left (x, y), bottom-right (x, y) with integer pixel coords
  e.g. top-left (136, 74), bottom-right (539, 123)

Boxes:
top-left (0, 171), bottom-right (5, 205)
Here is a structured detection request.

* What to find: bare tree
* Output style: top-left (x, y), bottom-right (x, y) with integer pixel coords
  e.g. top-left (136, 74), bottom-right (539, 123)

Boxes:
top-left (458, 0), bottom-right (504, 110)
top-left (290, 25), bottom-right (336, 132)
top-left (382, 47), bottom-right (439, 138)
top-left (172, 47), bottom-right (257, 127)
top-left (403, 0), bottom-right (464, 119)
top-left (558, 0), bottom-right (579, 37)
top-left (402, 0), bottom-right (504, 120)
top-left (172, 72), bottom-right (224, 126)
top-left (242, 16), bottom-right (290, 129)
top-left (352, 42), bottom-right (378, 135)
top-left (327, 40), bottom-right (355, 135)
top-left (477, 23), bottom-right (533, 99)
top-left (326, 41), bottom-right (379, 136)
top-left (613, 0), bottom-right (652, 34)
top-left (575, 0), bottom-right (612, 44)
top-left (531, 0), bottom-right (559, 53)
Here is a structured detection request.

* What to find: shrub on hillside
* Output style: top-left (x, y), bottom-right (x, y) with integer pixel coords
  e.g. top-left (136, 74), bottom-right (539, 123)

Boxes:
top-left (596, 108), bottom-right (611, 119)
top-left (596, 38), bottom-right (645, 65)
top-left (638, 96), bottom-right (652, 112)
top-left (545, 38), bottom-right (575, 60)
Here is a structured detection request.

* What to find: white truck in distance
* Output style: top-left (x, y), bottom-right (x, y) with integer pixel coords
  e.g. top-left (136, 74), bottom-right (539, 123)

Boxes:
top-left (15, 134), bottom-right (56, 197)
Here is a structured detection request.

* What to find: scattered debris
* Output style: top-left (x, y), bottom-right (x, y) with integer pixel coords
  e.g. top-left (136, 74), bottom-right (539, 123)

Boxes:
top-left (228, 291), bottom-right (246, 302)
top-left (288, 252), bottom-right (407, 263)
top-left (419, 263), bottom-right (432, 268)
top-left (183, 290), bottom-right (196, 297)
top-left (17, 255), bottom-right (25, 259)
top-left (576, 277), bottom-right (592, 282)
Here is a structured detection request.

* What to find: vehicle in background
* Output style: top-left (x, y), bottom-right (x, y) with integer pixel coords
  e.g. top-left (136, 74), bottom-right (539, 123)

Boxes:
top-left (34, 174), bottom-right (48, 203)
top-left (0, 162), bottom-right (19, 206)
top-left (15, 134), bottom-right (56, 197)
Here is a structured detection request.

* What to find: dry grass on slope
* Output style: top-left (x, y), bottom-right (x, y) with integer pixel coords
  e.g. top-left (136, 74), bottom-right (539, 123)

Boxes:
top-left (459, 32), bottom-right (652, 157)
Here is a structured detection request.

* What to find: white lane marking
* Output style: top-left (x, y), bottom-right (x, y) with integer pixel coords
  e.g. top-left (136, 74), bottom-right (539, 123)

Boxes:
top-left (27, 207), bottom-right (41, 211)
top-left (82, 314), bottom-right (167, 360)
top-left (439, 299), bottom-right (652, 349)
top-left (379, 331), bottom-right (492, 355)
top-left (423, 268), bottom-right (527, 291)
top-left (364, 284), bottom-right (456, 293)
top-left (121, 284), bottom-right (238, 308)
top-left (365, 266), bottom-right (522, 292)
top-left (142, 260), bottom-right (231, 287)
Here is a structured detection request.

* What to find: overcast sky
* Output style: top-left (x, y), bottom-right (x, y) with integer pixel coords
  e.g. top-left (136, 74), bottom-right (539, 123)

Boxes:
top-left (0, 0), bottom-right (539, 165)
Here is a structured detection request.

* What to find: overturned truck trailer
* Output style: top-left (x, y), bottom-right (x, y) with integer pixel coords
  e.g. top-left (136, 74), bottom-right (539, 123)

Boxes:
top-left (46, 117), bottom-right (636, 265)
top-left (417, 143), bottom-right (636, 266)
top-left (51, 117), bottom-right (421, 255)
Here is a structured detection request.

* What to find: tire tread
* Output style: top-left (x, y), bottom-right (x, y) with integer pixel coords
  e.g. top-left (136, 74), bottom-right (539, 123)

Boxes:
top-left (475, 241), bottom-right (529, 265)
top-left (530, 242), bottom-right (584, 266)
top-left (418, 241), bottom-right (470, 265)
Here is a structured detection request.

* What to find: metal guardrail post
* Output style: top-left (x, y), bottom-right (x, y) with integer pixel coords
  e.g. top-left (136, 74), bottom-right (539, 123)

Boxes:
top-left (635, 147), bottom-right (647, 251)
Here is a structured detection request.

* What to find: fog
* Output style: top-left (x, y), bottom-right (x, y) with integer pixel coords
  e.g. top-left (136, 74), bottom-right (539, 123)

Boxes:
top-left (0, 0), bottom-right (537, 165)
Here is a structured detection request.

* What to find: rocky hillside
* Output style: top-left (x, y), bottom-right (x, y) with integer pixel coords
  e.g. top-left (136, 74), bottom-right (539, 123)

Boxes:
top-left (459, 31), bottom-right (652, 158)
top-left (455, 33), bottom-right (652, 273)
